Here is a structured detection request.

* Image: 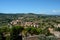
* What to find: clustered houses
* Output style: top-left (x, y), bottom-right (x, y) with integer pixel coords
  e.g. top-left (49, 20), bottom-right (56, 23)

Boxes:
top-left (10, 20), bottom-right (39, 28)
top-left (10, 20), bottom-right (22, 25)
top-left (24, 22), bottom-right (39, 28)
top-left (54, 24), bottom-right (60, 28)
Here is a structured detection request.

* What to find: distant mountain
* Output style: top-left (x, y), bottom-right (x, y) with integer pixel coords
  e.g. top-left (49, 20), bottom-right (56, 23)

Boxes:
top-left (0, 13), bottom-right (60, 16)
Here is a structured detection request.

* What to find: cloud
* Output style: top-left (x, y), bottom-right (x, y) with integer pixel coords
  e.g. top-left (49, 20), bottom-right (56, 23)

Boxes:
top-left (52, 10), bottom-right (60, 13)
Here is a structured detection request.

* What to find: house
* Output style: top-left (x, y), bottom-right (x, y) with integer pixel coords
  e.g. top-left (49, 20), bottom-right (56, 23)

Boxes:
top-left (24, 22), bottom-right (33, 27)
top-left (57, 24), bottom-right (60, 27)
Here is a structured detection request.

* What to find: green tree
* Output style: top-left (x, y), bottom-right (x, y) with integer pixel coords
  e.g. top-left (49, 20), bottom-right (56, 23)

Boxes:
top-left (10, 26), bottom-right (24, 40)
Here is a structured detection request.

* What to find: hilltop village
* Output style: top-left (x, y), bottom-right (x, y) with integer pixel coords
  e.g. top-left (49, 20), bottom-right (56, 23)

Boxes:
top-left (10, 19), bottom-right (39, 28)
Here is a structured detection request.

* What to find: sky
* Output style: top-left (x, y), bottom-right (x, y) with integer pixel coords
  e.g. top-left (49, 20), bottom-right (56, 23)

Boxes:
top-left (0, 0), bottom-right (60, 15)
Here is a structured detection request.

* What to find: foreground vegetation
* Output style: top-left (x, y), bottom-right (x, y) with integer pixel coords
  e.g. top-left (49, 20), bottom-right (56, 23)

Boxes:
top-left (0, 26), bottom-right (53, 40)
